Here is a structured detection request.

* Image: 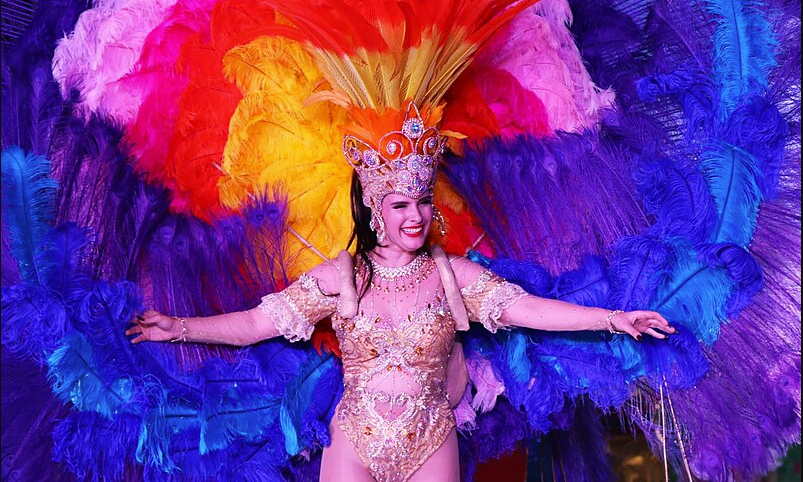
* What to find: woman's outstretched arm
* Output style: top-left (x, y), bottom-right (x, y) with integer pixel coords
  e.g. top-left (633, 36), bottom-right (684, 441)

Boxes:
top-left (450, 256), bottom-right (674, 341)
top-left (499, 297), bottom-right (674, 340)
top-left (126, 261), bottom-right (341, 346)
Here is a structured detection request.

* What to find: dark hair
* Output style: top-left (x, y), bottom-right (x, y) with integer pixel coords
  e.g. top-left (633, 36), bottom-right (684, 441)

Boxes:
top-left (347, 172), bottom-right (430, 301)
top-left (348, 172), bottom-right (377, 299)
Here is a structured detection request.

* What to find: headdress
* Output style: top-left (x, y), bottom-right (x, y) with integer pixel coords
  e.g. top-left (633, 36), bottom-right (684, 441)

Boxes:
top-left (269, 0), bottom-right (539, 240)
top-left (343, 102), bottom-right (445, 238)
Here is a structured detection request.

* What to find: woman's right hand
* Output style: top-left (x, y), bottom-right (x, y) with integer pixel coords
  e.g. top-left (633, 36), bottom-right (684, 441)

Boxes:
top-left (126, 310), bottom-right (180, 344)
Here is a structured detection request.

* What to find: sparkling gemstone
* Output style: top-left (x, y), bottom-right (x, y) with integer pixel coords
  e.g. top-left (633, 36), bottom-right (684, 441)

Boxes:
top-left (387, 142), bottom-right (399, 155)
top-left (407, 154), bottom-right (422, 171)
top-left (397, 170), bottom-right (413, 185)
top-left (419, 166), bottom-right (432, 181)
top-left (402, 118), bottom-right (424, 139)
top-left (348, 147), bottom-right (361, 161)
top-left (364, 150), bottom-right (379, 166)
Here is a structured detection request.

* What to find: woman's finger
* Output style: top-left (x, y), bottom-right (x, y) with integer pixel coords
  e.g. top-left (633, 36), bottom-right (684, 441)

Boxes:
top-left (650, 319), bottom-right (675, 332)
top-left (125, 326), bottom-right (142, 336)
top-left (643, 327), bottom-right (666, 339)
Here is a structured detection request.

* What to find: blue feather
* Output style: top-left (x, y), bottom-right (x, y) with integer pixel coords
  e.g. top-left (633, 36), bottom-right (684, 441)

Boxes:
top-left (35, 222), bottom-right (92, 305)
top-left (502, 331), bottom-right (531, 383)
top-left (701, 141), bottom-right (763, 245)
top-left (652, 244), bottom-right (734, 345)
top-left (698, 242), bottom-right (764, 317)
top-left (47, 333), bottom-right (138, 417)
top-left (198, 357), bottom-right (280, 454)
top-left (1, 147), bottom-right (56, 284)
top-left (550, 255), bottom-right (610, 307)
top-left (1, 284), bottom-right (67, 363)
top-left (280, 352), bottom-right (339, 455)
top-left (136, 399), bottom-right (201, 473)
top-left (707, 0), bottom-right (777, 116)
top-left (633, 156), bottom-right (717, 243)
top-left (723, 96), bottom-right (789, 200)
top-left (609, 235), bottom-right (676, 310)
top-left (51, 411), bottom-right (140, 482)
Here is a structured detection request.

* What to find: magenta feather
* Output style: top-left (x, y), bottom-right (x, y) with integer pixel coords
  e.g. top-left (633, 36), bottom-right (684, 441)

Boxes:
top-left (52, 0), bottom-right (178, 122)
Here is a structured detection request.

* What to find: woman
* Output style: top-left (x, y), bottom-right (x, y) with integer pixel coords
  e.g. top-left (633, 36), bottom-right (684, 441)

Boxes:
top-left (127, 105), bottom-right (674, 482)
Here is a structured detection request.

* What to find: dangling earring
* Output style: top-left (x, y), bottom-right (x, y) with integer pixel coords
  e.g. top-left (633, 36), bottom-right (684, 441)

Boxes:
top-left (370, 213), bottom-right (386, 243)
top-left (433, 206), bottom-right (447, 237)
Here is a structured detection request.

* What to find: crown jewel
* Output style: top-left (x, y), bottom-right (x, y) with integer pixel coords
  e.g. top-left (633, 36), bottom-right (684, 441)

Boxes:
top-left (343, 103), bottom-right (444, 203)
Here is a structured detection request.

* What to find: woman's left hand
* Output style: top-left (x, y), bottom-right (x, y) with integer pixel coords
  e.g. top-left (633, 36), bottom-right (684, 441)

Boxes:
top-left (610, 310), bottom-right (675, 341)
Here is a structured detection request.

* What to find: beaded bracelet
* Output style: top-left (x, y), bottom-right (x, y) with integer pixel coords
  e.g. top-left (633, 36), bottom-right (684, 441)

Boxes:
top-left (606, 310), bottom-right (625, 334)
top-left (170, 317), bottom-right (188, 343)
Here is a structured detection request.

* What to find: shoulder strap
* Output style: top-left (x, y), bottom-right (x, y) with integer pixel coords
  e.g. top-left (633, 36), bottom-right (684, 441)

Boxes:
top-left (431, 245), bottom-right (470, 331)
top-left (336, 250), bottom-right (358, 318)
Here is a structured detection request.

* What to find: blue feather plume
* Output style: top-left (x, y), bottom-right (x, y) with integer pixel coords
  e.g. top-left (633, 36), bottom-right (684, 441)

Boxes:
top-left (701, 141), bottom-right (763, 245)
top-left (707, 0), bottom-right (777, 116)
top-left (35, 222), bottom-right (92, 305)
top-left (633, 156), bottom-right (717, 243)
top-left (51, 411), bottom-right (141, 482)
top-left (1, 284), bottom-right (67, 363)
top-left (198, 357), bottom-right (280, 454)
top-left (47, 333), bottom-right (139, 417)
top-left (550, 255), bottom-right (610, 307)
top-left (652, 244), bottom-right (734, 344)
top-left (609, 235), bottom-right (676, 310)
top-left (1, 146), bottom-right (56, 284)
top-left (280, 352), bottom-right (341, 455)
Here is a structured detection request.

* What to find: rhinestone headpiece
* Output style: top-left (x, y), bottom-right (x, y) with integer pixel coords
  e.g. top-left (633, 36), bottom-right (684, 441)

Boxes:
top-left (342, 102), bottom-right (444, 241)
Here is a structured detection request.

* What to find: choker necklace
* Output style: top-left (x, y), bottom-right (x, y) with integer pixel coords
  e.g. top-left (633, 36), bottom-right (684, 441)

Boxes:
top-left (369, 252), bottom-right (430, 280)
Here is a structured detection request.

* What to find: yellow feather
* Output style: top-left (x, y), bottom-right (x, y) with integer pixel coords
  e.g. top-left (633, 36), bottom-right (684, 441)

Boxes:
top-left (219, 36), bottom-right (353, 275)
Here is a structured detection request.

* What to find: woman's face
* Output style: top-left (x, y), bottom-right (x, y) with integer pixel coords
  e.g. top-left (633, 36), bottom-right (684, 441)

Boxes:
top-left (379, 191), bottom-right (434, 253)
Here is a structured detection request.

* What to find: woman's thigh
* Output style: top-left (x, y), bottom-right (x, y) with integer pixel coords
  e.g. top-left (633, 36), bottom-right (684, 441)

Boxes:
top-left (408, 428), bottom-right (460, 482)
top-left (320, 421), bottom-right (375, 482)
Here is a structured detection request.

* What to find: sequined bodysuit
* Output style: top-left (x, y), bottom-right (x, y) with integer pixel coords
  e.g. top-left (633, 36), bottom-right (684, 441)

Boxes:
top-left (258, 253), bottom-right (526, 481)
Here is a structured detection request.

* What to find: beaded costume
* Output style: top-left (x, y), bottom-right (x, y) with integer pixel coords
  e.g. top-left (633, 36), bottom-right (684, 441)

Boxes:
top-left (2, 0), bottom-right (800, 481)
top-left (259, 252), bottom-right (526, 481)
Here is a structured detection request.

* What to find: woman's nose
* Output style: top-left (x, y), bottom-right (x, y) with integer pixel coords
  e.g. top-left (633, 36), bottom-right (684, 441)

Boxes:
top-left (408, 205), bottom-right (423, 222)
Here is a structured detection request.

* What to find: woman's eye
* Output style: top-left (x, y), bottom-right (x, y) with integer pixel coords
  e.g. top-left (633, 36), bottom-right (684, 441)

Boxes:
top-left (420, 198), bottom-right (433, 205)
top-left (392, 204), bottom-right (407, 209)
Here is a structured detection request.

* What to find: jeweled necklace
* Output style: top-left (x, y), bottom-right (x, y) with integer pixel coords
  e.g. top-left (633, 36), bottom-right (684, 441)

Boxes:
top-left (369, 252), bottom-right (429, 281)
top-left (369, 252), bottom-right (433, 293)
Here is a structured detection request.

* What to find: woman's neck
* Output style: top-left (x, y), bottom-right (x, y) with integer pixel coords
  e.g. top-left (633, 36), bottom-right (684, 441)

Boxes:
top-left (370, 245), bottom-right (419, 267)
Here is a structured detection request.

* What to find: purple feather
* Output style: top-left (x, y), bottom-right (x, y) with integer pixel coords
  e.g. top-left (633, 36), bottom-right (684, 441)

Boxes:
top-left (446, 130), bottom-right (649, 274)
top-left (0, 346), bottom-right (73, 482)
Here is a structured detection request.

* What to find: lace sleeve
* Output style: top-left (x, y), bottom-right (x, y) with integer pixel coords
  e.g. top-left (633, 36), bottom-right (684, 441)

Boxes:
top-left (257, 273), bottom-right (338, 342)
top-left (460, 268), bottom-right (527, 333)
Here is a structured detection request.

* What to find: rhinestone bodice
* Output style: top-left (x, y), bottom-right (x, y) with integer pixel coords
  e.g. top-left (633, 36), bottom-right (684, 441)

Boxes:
top-left (258, 253), bottom-right (528, 481)
top-left (333, 257), bottom-right (456, 482)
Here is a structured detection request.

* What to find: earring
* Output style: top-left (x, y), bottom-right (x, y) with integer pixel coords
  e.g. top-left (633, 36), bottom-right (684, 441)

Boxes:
top-left (433, 206), bottom-right (447, 237)
top-left (370, 213), bottom-right (386, 243)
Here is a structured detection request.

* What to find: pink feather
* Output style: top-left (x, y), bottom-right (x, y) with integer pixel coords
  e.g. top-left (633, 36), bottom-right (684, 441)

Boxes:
top-left (52, 0), bottom-right (178, 122)
top-left (118, 0), bottom-right (218, 183)
top-left (478, 0), bottom-right (615, 133)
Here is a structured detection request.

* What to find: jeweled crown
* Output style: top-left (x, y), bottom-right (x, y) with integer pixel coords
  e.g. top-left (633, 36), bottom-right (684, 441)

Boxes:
top-left (342, 103), bottom-right (444, 209)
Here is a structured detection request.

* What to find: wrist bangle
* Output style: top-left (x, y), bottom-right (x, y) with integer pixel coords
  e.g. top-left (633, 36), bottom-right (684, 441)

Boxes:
top-left (605, 310), bottom-right (625, 334)
top-left (171, 317), bottom-right (188, 343)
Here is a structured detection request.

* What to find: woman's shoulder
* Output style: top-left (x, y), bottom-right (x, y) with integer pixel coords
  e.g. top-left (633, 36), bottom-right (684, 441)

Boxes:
top-left (306, 250), bottom-right (353, 296)
top-left (442, 252), bottom-right (486, 289)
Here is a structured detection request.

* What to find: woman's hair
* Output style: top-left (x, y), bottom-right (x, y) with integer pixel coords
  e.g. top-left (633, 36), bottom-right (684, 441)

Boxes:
top-left (348, 172), bottom-right (430, 301)
top-left (348, 172), bottom-right (377, 299)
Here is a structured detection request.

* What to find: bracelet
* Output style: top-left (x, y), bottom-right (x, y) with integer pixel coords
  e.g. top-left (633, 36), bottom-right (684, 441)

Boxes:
top-left (170, 317), bottom-right (188, 343)
top-left (605, 310), bottom-right (625, 334)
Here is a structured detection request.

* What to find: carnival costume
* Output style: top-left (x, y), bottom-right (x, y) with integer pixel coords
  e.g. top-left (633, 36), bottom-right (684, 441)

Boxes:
top-left (1, 0), bottom-right (801, 481)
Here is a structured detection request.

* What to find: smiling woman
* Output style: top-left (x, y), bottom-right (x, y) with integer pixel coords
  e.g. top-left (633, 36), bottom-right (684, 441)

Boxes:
top-left (2, 0), bottom-right (799, 480)
top-left (128, 103), bottom-right (674, 481)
